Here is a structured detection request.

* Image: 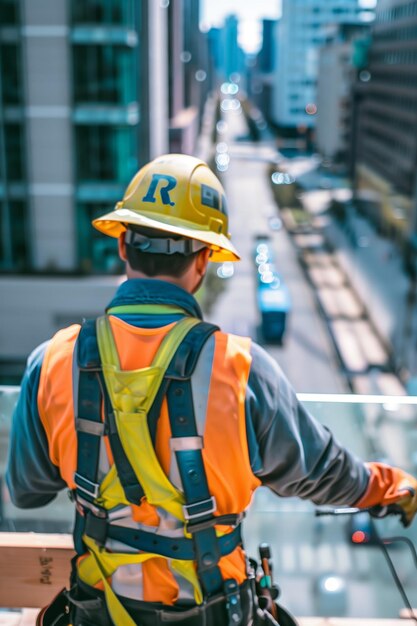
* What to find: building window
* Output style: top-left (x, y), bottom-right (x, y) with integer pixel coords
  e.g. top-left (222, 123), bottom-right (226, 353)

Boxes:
top-left (76, 125), bottom-right (137, 183)
top-left (0, 44), bottom-right (22, 105)
top-left (0, 0), bottom-right (19, 25)
top-left (71, 0), bottom-right (136, 28)
top-left (73, 45), bottom-right (137, 105)
top-left (0, 200), bottom-right (29, 270)
top-left (76, 202), bottom-right (122, 273)
top-left (4, 124), bottom-right (25, 181)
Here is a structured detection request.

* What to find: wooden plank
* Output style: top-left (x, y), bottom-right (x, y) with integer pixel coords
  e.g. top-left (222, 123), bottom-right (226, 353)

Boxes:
top-left (308, 266), bottom-right (346, 289)
top-left (293, 233), bottom-right (324, 249)
top-left (322, 266), bottom-right (346, 288)
top-left (317, 287), bottom-right (363, 320)
top-left (308, 266), bottom-right (327, 288)
top-left (330, 320), bottom-right (388, 372)
top-left (317, 287), bottom-right (340, 318)
top-left (302, 251), bottom-right (336, 267)
top-left (0, 533), bottom-right (74, 609)
top-left (354, 320), bottom-right (388, 367)
top-left (336, 287), bottom-right (363, 319)
top-left (330, 320), bottom-right (369, 373)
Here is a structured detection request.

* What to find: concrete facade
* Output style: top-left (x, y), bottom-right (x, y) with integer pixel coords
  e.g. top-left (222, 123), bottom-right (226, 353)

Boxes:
top-left (316, 41), bottom-right (352, 161)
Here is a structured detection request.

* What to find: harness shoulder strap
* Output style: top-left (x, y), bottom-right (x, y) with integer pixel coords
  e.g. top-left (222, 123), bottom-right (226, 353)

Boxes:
top-left (166, 322), bottom-right (243, 610)
top-left (75, 320), bottom-right (144, 513)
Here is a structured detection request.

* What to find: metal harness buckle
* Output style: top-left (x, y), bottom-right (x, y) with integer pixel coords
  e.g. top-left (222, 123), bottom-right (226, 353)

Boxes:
top-left (74, 472), bottom-right (100, 500)
top-left (183, 496), bottom-right (217, 521)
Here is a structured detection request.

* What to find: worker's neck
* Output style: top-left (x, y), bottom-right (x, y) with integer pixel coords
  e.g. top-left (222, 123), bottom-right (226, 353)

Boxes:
top-left (125, 268), bottom-right (194, 293)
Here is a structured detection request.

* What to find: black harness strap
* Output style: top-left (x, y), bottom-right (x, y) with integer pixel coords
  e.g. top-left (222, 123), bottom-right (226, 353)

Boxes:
top-left (76, 320), bottom-right (144, 510)
top-left (165, 322), bottom-right (242, 606)
top-left (73, 321), bottom-right (105, 553)
top-left (91, 522), bottom-right (242, 560)
top-left (74, 321), bottom-right (144, 553)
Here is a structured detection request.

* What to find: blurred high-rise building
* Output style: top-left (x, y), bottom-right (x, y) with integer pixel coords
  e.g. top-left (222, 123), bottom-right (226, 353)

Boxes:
top-left (168, 0), bottom-right (211, 155)
top-left (272, 0), bottom-right (375, 133)
top-left (252, 19), bottom-right (278, 122)
top-left (0, 0), bottom-right (211, 382)
top-left (355, 0), bottom-right (417, 252)
top-left (0, 0), bottom-right (170, 275)
top-left (223, 15), bottom-right (240, 82)
top-left (207, 15), bottom-right (246, 86)
top-left (316, 22), bottom-right (370, 165)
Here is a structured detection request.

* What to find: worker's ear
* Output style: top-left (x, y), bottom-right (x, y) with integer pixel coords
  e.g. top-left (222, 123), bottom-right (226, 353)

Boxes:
top-left (118, 232), bottom-right (127, 261)
top-left (195, 248), bottom-right (211, 276)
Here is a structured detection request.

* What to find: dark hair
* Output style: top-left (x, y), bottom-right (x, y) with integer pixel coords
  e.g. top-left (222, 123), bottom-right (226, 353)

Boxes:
top-left (125, 227), bottom-right (201, 277)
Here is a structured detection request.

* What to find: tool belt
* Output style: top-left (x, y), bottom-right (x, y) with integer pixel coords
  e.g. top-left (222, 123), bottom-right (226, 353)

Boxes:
top-left (36, 576), bottom-right (298, 626)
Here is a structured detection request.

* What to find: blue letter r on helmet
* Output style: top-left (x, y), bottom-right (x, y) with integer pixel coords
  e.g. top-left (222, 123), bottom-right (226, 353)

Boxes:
top-left (142, 174), bottom-right (177, 206)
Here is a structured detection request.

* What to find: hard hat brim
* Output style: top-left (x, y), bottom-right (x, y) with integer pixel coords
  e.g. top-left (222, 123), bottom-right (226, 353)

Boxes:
top-left (92, 209), bottom-right (241, 262)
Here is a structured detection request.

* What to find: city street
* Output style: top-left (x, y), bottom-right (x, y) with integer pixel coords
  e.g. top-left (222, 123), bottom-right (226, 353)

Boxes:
top-left (207, 107), bottom-right (347, 394)
top-left (206, 105), bottom-right (417, 619)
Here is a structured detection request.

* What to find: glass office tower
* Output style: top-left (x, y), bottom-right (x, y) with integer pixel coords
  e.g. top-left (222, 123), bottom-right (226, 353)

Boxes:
top-left (0, 0), bottom-right (29, 271)
top-left (71, 0), bottom-right (140, 272)
top-left (0, 0), bottom-right (164, 274)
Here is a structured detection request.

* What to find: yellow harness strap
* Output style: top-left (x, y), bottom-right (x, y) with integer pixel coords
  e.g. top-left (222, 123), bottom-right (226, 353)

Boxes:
top-left (77, 315), bottom-right (204, 621)
top-left (79, 536), bottom-right (203, 625)
top-left (97, 313), bottom-right (199, 519)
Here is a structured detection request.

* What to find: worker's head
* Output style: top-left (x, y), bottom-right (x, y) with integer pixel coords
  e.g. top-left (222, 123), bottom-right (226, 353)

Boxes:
top-left (92, 153), bottom-right (240, 292)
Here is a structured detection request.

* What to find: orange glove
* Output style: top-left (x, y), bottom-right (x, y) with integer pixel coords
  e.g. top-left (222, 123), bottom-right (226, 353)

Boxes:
top-left (355, 462), bottom-right (417, 525)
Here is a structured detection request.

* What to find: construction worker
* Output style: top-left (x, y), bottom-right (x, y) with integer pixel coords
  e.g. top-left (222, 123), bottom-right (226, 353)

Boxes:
top-left (6, 153), bottom-right (417, 626)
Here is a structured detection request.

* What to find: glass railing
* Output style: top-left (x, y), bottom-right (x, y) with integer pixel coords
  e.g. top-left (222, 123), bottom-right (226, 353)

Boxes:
top-left (2, 386), bottom-right (417, 621)
top-left (246, 393), bottom-right (417, 621)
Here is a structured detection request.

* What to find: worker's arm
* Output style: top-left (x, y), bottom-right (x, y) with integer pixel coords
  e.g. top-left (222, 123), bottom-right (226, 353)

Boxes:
top-left (245, 342), bottom-right (370, 506)
top-left (246, 343), bottom-right (417, 522)
top-left (6, 342), bottom-right (66, 508)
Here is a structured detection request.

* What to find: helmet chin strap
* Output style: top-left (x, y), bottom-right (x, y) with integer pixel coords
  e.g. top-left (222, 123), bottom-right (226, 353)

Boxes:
top-left (125, 229), bottom-right (207, 256)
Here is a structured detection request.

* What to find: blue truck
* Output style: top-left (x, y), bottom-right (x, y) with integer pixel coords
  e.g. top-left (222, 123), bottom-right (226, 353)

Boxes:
top-left (254, 237), bottom-right (291, 344)
top-left (257, 277), bottom-right (291, 344)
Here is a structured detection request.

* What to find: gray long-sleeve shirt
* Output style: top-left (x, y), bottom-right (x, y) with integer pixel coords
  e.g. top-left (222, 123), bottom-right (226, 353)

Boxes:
top-left (6, 278), bottom-right (369, 509)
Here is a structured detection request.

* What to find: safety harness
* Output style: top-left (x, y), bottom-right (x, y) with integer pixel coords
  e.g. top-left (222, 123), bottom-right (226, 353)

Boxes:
top-left (71, 306), bottom-right (246, 625)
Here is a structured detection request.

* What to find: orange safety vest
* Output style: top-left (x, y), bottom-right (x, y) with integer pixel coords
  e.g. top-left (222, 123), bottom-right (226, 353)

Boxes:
top-left (38, 314), bottom-right (261, 607)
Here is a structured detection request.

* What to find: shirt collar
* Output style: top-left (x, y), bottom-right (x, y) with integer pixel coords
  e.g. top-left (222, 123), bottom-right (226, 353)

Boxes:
top-left (106, 278), bottom-right (203, 319)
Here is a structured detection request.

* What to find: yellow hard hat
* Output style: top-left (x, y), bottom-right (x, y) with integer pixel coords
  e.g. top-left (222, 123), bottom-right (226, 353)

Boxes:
top-left (92, 153), bottom-right (240, 262)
